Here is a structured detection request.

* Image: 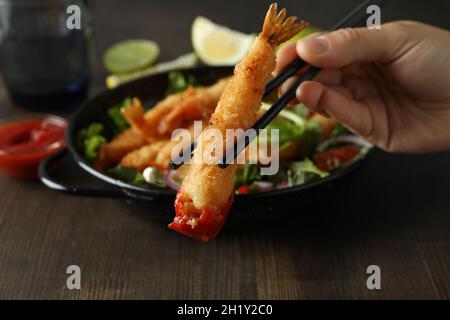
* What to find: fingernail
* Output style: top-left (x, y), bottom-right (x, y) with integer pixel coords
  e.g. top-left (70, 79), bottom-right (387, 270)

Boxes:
top-left (302, 36), bottom-right (329, 54)
top-left (296, 86), bottom-right (303, 99)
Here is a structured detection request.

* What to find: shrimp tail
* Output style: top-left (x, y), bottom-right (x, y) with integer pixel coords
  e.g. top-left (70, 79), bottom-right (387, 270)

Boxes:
top-left (262, 3), bottom-right (309, 46)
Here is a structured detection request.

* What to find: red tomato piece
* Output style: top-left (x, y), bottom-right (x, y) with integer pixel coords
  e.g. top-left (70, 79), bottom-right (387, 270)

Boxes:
top-left (313, 145), bottom-right (360, 171)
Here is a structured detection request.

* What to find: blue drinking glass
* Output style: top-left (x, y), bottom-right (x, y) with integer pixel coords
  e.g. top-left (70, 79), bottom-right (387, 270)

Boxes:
top-left (0, 0), bottom-right (93, 110)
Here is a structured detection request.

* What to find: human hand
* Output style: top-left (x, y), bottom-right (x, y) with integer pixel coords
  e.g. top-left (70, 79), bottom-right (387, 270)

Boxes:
top-left (277, 21), bottom-right (450, 153)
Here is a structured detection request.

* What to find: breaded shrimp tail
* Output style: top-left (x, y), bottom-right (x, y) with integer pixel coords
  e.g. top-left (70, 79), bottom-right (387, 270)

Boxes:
top-left (170, 3), bottom-right (308, 242)
top-left (262, 3), bottom-right (308, 46)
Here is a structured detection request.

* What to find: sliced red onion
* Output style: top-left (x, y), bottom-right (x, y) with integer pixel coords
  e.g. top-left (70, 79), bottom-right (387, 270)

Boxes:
top-left (277, 180), bottom-right (289, 189)
top-left (163, 171), bottom-right (182, 191)
top-left (252, 181), bottom-right (274, 192)
top-left (317, 135), bottom-right (373, 152)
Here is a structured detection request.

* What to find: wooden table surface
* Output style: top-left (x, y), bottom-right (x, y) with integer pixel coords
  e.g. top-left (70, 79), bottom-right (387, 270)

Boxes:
top-left (1, 0), bottom-right (449, 300)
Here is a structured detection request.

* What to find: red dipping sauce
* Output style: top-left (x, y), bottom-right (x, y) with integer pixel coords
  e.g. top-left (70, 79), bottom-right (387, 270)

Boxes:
top-left (0, 114), bottom-right (67, 180)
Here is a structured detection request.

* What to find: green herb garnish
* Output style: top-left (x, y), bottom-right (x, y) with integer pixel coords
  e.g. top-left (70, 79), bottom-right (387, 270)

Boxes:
top-left (235, 164), bottom-right (261, 188)
top-left (108, 165), bottom-right (148, 187)
top-left (266, 119), bottom-right (304, 149)
top-left (332, 123), bottom-right (351, 138)
top-left (296, 121), bottom-right (322, 159)
top-left (287, 159), bottom-right (329, 187)
top-left (165, 71), bottom-right (196, 96)
top-left (107, 98), bottom-right (132, 133)
top-left (77, 123), bottom-right (107, 162)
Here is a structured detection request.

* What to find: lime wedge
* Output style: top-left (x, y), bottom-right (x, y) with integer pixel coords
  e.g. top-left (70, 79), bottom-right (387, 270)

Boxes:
top-left (192, 16), bottom-right (254, 66)
top-left (277, 26), bottom-right (322, 51)
top-left (103, 40), bottom-right (160, 74)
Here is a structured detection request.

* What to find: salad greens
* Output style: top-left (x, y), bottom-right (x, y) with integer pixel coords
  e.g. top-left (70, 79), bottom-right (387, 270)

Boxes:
top-left (107, 97), bottom-right (132, 133)
top-left (260, 102), bottom-right (323, 157)
top-left (332, 123), bottom-right (352, 138)
top-left (234, 158), bottom-right (329, 192)
top-left (231, 102), bottom-right (334, 192)
top-left (77, 123), bottom-right (107, 162)
top-left (165, 71), bottom-right (197, 96)
top-left (76, 72), bottom-right (369, 193)
top-left (260, 102), bottom-right (306, 149)
top-left (235, 164), bottom-right (261, 188)
top-left (77, 97), bottom-right (133, 162)
top-left (266, 119), bottom-right (304, 148)
top-left (286, 159), bottom-right (329, 187)
top-left (291, 103), bottom-right (310, 119)
top-left (108, 165), bottom-right (149, 187)
top-left (296, 121), bottom-right (322, 159)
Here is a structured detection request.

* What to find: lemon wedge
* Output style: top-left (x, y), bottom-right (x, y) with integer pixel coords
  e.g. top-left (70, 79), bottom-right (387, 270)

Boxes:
top-left (192, 17), bottom-right (254, 66)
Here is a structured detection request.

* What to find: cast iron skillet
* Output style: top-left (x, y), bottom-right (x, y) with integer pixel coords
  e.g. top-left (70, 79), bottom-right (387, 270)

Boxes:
top-left (39, 66), bottom-right (374, 203)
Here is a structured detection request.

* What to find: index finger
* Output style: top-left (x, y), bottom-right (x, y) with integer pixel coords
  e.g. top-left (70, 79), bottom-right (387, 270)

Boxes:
top-left (275, 32), bottom-right (327, 75)
top-left (275, 43), bottom-right (298, 75)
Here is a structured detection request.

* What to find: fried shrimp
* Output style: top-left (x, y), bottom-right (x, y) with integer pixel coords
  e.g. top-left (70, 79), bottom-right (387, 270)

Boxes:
top-left (96, 79), bottom-right (229, 170)
top-left (122, 78), bottom-right (230, 140)
top-left (170, 4), bottom-right (308, 241)
top-left (96, 128), bottom-right (148, 171)
top-left (120, 140), bottom-right (172, 172)
top-left (120, 121), bottom-right (206, 172)
top-left (157, 78), bottom-right (230, 135)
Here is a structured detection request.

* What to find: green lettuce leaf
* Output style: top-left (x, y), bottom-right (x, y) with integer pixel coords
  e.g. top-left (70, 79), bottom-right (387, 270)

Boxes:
top-left (107, 98), bottom-right (132, 133)
top-left (287, 159), bottom-right (329, 187)
top-left (235, 164), bottom-right (261, 188)
top-left (77, 123), bottom-right (107, 162)
top-left (165, 71), bottom-right (196, 96)
top-left (108, 165), bottom-right (150, 187)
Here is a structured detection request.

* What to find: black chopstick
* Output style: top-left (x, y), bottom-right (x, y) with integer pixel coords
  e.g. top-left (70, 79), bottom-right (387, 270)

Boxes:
top-left (169, 0), bottom-right (387, 171)
top-left (170, 67), bottom-right (321, 170)
top-left (218, 65), bottom-right (321, 168)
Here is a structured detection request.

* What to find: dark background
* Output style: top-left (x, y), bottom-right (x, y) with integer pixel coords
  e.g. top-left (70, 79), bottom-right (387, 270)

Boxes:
top-left (91, 0), bottom-right (450, 66)
top-left (0, 0), bottom-right (449, 299)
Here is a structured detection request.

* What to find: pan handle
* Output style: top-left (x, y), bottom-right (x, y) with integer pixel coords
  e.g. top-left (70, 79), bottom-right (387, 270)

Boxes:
top-left (38, 148), bottom-right (128, 198)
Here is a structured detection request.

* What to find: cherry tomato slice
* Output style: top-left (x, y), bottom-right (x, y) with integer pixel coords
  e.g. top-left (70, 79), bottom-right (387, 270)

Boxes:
top-left (313, 145), bottom-right (360, 171)
top-left (237, 185), bottom-right (251, 194)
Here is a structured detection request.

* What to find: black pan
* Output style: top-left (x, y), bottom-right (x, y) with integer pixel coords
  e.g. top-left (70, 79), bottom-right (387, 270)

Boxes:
top-left (39, 66), bottom-right (375, 205)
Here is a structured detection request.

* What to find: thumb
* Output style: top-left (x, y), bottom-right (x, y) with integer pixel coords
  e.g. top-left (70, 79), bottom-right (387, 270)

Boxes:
top-left (296, 22), bottom-right (411, 68)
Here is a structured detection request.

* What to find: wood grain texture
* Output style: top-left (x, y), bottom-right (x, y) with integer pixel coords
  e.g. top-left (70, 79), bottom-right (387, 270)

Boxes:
top-left (0, 0), bottom-right (449, 300)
